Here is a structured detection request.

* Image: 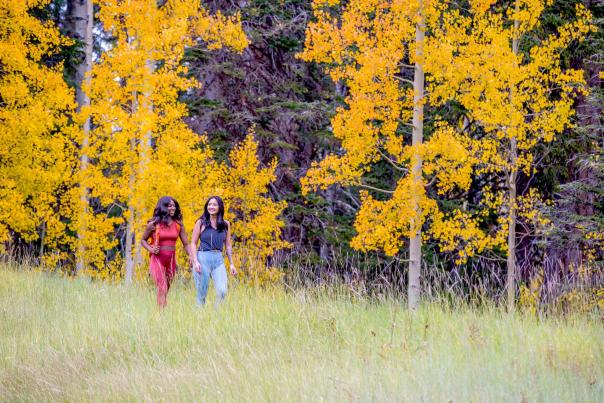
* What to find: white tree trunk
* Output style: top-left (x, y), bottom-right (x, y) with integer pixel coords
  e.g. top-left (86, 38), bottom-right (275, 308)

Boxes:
top-left (68, 0), bottom-right (94, 274)
top-left (125, 134), bottom-right (137, 285)
top-left (408, 1), bottom-right (425, 310)
top-left (125, 203), bottom-right (135, 285)
top-left (134, 59), bottom-right (155, 270)
top-left (507, 10), bottom-right (520, 311)
top-left (506, 143), bottom-right (518, 311)
top-left (124, 65), bottom-right (139, 283)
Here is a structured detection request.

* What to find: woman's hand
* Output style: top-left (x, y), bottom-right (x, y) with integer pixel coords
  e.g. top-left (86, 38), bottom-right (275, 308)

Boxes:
top-left (192, 259), bottom-right (201, 273)
top-left (225, 221), bottom-right (237, 276)
top-left (141, 222), bottom-right (159, 255)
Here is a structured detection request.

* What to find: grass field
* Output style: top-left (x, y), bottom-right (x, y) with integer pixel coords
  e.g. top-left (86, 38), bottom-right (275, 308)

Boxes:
top-left (1, 266), bottom-right (603, 402)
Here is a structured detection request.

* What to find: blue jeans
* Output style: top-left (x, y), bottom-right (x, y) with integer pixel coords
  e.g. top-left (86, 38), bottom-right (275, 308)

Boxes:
top-left (193, 250), bottom-right (227, 306)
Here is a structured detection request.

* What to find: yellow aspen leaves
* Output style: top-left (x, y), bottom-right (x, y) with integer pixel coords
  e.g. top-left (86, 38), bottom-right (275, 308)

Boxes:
top-left (427, 1), bottom-right (594, 260)
top-left (220, 129), bottom-right (291, 259)
top-left (301, 0), bottom-right (593, 264)
top-left (1, 0), bottom-right (289, 277)
top-left (77, 0), bottom-right (275, 277)
top-left (300, 0), bottom-right (488, 262)
top-left (0, 0), bottom-right (76, 261)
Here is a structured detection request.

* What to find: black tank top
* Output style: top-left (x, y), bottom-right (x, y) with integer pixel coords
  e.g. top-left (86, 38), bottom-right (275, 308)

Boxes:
top-left (198, 225), bottom-right (226, 251)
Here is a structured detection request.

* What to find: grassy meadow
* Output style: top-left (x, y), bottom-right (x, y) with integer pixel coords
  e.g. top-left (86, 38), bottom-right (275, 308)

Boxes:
top-left (1, 265), bottom-right (603, 402)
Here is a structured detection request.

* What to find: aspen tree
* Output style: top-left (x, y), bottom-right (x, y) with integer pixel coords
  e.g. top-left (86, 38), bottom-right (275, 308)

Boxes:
top-left (65, 0), bottom-right (94, 273)
top-left (299, 0), bottom-right (484, 309)
top-left (83, 0), bottom-right (248, 280)
top-left (425, 0), bottom-right (594, 309)
top-left (0, 0), bottom-right (76, 261)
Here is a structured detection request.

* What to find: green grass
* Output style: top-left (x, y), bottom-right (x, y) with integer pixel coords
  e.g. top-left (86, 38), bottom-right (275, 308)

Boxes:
top-left (1, 266), bottom-right (603, 402)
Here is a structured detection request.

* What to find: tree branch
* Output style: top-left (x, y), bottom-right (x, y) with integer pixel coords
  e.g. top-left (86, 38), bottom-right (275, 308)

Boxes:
top-left (342, 189), bottom-right (361, 209)
top-left (357, 183), bottom-right (394, 194)
top-left (397, 118), bottom-right (415, 128)
top-left (394, 76), bottom-right (414, 85)
top-left (377, 148), bottom-right (408, 173)
top-left (398, 62), bottom-right (415, 69)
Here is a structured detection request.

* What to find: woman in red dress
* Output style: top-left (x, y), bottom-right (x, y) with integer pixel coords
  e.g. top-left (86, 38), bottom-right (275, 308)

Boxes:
top-left (141, 196), bottom-right (198, 307)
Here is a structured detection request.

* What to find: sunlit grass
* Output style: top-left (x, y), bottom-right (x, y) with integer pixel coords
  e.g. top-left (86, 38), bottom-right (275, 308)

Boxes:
top-left (1, 265), bottom-right (602, 401)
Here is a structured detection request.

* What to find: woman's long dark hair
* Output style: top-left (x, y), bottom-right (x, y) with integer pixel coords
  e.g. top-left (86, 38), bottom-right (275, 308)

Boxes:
top-left (199, 196), bottom-right (226, 232)
top-left (150, 196), bottom-right (182, 226)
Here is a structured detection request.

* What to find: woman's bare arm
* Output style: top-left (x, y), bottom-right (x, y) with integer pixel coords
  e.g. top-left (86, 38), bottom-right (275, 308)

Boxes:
top-left (190, 220), bottom-right (202, 254)
top-left (225, 220), bottom-right (237, 275)
top-left (189, 220), bottom-right (203, 272)
top-left (177, 221), bottom-right (196, 266)
top-left (140, 222), bottom-right (159, 254)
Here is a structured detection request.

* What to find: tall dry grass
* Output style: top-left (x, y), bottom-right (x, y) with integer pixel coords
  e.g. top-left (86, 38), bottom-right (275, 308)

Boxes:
top-left (1, 264), bottom-right (602, 401)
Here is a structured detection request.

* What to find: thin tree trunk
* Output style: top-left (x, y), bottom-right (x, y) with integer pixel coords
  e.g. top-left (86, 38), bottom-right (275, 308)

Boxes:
top-left (39, 221), bottom-right (46, 259)
top-left (125, 81), bottom-right (139, 285)
top-left (67, 0), bottom-right (94, 274)
top-left (408, 1), bottom-right (425, 310)
top-left (316, 82), bottom-right (346, 262)
top-left (506, 9), bottom-right (520, 311)
top-left (125, 133), bottom-right (137, 285)
top-left (319, 186), bottom-right (335, 261)
top-left (125, 203), bottom-right (135, 285)
top-left (134, 59), bottom-right (155, 271)
top-left (506, 140), bottom-right (518, 311)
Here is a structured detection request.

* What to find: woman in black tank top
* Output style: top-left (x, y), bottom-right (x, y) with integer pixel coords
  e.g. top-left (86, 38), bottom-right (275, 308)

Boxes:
top-left (189, 196), bottom-right (237, 306)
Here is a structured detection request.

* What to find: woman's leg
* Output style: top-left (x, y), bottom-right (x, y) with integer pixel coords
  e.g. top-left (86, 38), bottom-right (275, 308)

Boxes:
top-left (194, 251), bottom-right (211, 305)
top-left (150, 255), bottom-right (168, 308)
top-left (211, 259), bottom-right (228, 305)
top-left (165, 252), bottom-right (177, 292)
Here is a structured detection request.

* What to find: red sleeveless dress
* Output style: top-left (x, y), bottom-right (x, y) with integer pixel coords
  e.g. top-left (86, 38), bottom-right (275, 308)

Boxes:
top-left (149, 221), bottom-right (179, 292)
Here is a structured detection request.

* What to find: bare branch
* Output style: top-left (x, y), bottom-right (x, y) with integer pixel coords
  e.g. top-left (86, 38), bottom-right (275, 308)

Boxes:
top-left (357, 183), bottom-right (395, 194)
top-left (377, 148), bottom-right (408, 173)
top-left (398, 62), bottom-right (415, 69)
top-left (333, 199), bottom-right (357, 214)
top-left (396, 118), bottom-right (415, 128)
top-left (425, 175), bottom-right (438, 188)
top-left (341, 189), bottom-right (361, 209)
top-left (476, 251), bottom-right (507, 262)
top-left (394, 76), bottom-right (414, 85)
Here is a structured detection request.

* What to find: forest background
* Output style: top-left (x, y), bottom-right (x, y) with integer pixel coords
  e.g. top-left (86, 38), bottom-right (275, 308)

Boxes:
top-left (1, 0), bottom-right (603, 311)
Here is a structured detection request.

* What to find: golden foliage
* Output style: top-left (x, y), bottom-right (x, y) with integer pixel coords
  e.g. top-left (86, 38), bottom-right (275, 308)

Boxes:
top-left (426, 1), bottom-right (593, 259)
top-left (0, 0), bottom-right (76, 259)
top-left (80, 0), bottom-right (242, 273)
top-left (219, 129), bottom-right (291, 258)
top-left (300, 0), bottom-right (485, 261)
top-left (0, 0), bottom-right (288, 280)
top-left (174, 130), bottom-right (290, 283)
top-left (76, 0), bottom-right (283, 279)
top-left (300, 0), bottom-right (593, 263)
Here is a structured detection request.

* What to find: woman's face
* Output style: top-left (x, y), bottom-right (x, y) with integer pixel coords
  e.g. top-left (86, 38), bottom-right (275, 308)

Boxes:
top-left (167, 200), bottom-right (176, 217)
top-left (207, 198), bottom-right (219, 215)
